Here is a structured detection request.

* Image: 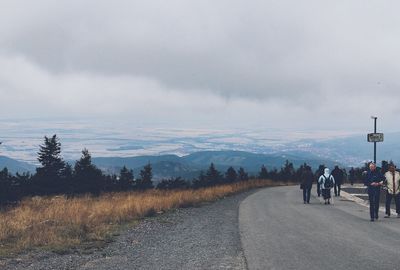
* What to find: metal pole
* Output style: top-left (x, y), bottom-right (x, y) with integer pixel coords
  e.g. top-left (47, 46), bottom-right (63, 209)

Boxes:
top-left (374, 117), bottom-right (377, 164)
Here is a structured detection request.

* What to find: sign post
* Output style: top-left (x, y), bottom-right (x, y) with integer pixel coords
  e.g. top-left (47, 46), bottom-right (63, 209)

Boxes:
top-left (367, 117), bottom-right (383, 164)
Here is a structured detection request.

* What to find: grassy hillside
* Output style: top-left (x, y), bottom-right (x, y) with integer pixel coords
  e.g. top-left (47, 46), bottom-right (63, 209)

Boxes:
top-left (0, 179), bottom-right (284, 257)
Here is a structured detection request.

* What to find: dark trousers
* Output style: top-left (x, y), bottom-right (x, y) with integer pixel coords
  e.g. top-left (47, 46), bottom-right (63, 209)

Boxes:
top-left (385, 192), bottom-right (400, 216)
top-left (303, 187), bottom-right (311, 203)
top-left (322, 189), bottom-right (331, 200)
top-left (368, 188), bottom-right (380, 219)
top-left (317, 182), bottom-right (321, 197)
top-left (334, 184), bottom-right (341, 196)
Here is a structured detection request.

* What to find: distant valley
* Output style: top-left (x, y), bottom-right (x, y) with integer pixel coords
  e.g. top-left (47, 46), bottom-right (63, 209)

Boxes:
top-left (1, 120), bottom-right (399, 179)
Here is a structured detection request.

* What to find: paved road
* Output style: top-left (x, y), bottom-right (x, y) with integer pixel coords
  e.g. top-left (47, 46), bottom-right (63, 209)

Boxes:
top-left (239, 186), bottom-right (400, 270)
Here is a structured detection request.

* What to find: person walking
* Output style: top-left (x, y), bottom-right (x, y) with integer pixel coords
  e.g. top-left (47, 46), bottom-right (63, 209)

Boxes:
top-left (300, 166), bottom-right (313, 204)
top-left (315, 165), bottom-right (324, 197)
top-left (318, 168), bottom-right (335, 205)
top-left (331, 165), bottom-right (344, 197)
top-left (349, 167), bottom-right (355, 186)
top-left (383, 164), bottom-right (400, 218)
top-left (364, 162), bottom-right (384, 222)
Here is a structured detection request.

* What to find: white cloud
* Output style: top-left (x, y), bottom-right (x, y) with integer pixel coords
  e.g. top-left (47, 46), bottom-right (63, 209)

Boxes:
top-left (0, 0), bottom-right (400, 131)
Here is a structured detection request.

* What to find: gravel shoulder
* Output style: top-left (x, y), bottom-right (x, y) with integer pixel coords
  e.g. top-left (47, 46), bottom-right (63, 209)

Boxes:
top-left (1, 190), bottom-right (257, 270)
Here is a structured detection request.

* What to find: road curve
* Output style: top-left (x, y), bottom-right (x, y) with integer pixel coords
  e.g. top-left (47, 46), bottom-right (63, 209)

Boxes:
top-left (239, 186), bottom-right (400, 270)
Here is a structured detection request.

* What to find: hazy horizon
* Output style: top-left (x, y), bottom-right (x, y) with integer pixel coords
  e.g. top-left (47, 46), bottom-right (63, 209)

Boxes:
top-left (1, 1), bottom-right (400, 133)
top-left (0, 118), bottom-right (363, 162)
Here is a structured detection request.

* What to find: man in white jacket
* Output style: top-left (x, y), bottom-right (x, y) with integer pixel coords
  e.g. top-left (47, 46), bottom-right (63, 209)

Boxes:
top-left (318, 168), bottom-right (335, 205)
top-left (384, 164), bottom-right (400, 218)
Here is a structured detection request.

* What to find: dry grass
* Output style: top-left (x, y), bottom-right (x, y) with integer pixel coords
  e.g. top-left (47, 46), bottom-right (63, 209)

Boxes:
top-left (0, 179), bottom-right (284, 256)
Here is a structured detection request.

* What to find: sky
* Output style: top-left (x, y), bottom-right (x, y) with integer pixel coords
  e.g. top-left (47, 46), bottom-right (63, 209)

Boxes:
top-left (1, 0), bottom-right (400, 133)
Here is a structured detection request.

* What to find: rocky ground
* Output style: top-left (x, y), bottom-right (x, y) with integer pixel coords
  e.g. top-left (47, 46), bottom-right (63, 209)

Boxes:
top-left (1, 190), bottom-right (256, 270)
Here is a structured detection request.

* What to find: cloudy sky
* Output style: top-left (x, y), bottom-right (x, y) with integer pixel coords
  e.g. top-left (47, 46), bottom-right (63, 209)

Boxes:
top-left (1, 0), bottom-right (399, 132)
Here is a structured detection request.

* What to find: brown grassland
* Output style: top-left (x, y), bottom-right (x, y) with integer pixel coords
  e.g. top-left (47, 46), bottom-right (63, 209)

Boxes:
top-left (0, 179), bottom-right (285, 257)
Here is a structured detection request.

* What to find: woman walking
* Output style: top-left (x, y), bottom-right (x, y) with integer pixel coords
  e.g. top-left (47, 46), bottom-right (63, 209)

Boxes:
top-left (318, 168), bottom-right (335, 205)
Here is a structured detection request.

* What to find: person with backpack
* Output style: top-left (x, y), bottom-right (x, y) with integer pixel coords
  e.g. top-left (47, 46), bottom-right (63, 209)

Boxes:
top-left (364, 162), bottom-right (384, 222)
top-left (383, 163), bottom-right (400, 218)
top-left (300, 166), bottom-right (313, 204)
top-left (318, 168), bottom-right (335, 205)
top-left (331, 165), bottom-right (344, 196)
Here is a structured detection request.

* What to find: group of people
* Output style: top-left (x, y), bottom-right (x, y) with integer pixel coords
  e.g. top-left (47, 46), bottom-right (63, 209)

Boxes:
top-left (300, 165), bottom-right (344, 205)
top-left (300, 162), bottom-right (400, 222)
top-left (364, 162), bottom-right (400, 221)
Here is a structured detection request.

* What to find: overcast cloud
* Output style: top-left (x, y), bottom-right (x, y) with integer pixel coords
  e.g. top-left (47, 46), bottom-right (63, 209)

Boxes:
top-left (1, 0), bottom-right (400, 131)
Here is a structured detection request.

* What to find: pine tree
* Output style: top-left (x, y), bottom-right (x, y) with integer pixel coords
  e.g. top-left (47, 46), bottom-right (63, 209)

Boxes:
top-left (205, 163), bottom-right (222, 186)
top-left (62, 163), bottom-right (74, 194)
top-left (118, 166), bottom-right (134, 190)
top-left (104, 174), bottom-right (118, 192)
top-left (37, 135), bottom-right (65, 176)
top-left (192, 171), bottom-right (207, 188)
top-left (157, 177), bottom-right (189, 190)
top-left (0, 168), bottom-right (13, 203)
top-left (258, 165), bottom-right (269, 179)
top-left (73, 148), bottom-right (104, 195)
top-left (34, 135), bottom-right (66, 194)
top-left (137, 163), bottom-right (153, 190)
top-left (280, 160), bottom-right (294, 182)
top-left (225, 167), bottom-right (238, 183)
top-left (238, 167), bottom-right (249, 181)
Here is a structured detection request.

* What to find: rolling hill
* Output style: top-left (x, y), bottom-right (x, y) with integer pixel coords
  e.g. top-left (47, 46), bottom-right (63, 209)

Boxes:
top-left (0, 156), bottom-right (36, 174)
top-left (92, 150), bottom-right (337, 180)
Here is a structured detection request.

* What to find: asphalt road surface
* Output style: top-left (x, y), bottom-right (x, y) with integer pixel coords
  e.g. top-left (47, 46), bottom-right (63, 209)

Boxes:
top-left (239, 186), bottom-right (400, 270)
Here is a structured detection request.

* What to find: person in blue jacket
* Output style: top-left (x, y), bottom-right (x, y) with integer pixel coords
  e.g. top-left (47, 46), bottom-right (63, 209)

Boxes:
top-left (364, 162), bottom-right (384, 222)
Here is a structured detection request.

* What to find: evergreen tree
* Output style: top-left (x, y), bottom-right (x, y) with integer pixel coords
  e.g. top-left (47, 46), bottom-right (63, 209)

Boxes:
top-left (269, 168), bottom-right (278, 181)
top-left (280, 160), bottom-right (294, 182)
top-left (225, 167), bottom-right (238, 183)
top-left (34, 135), bottom-right (66, 194)
top-left (238, 167), bottom-right (249, 181)
top-left (157, 177), bottom-right (189, 190)
top-left (118, 166), bottom-right (134, 190)
top-left (37, 135), bottom-right (65, 175)
top-left (205, 163), bottom-right (222, 186)
top-left (0, 168), bottom-right (13, 204)
top-left (15, 171), bottom-right (32, 199)
top-left (136, 163), bottom-right (153, 190)
top-left (258, 165), bottom-right (269, 179)
top-left (104, 174), bottom-right (118, 192)
top-left (192, 171), bottom-right (207, 188)
top-left (62, 163), bottom-right (74, 194)
top-left (73, 148), bottom-right (104, 195)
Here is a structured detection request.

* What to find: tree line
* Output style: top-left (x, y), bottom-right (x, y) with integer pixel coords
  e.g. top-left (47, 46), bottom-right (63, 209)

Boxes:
top-left (0, 134), bottom-right (375, 205)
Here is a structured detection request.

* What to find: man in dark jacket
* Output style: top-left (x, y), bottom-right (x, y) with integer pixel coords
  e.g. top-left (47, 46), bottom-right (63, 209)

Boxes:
top-left (301, 166), bottom-right (313, 204)
top-left (332, 165), bottom-right (344, 196)
top-left (315, 165), bottom-right (324, 197)
top-left (364, 162), bottom-right (384, 222)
